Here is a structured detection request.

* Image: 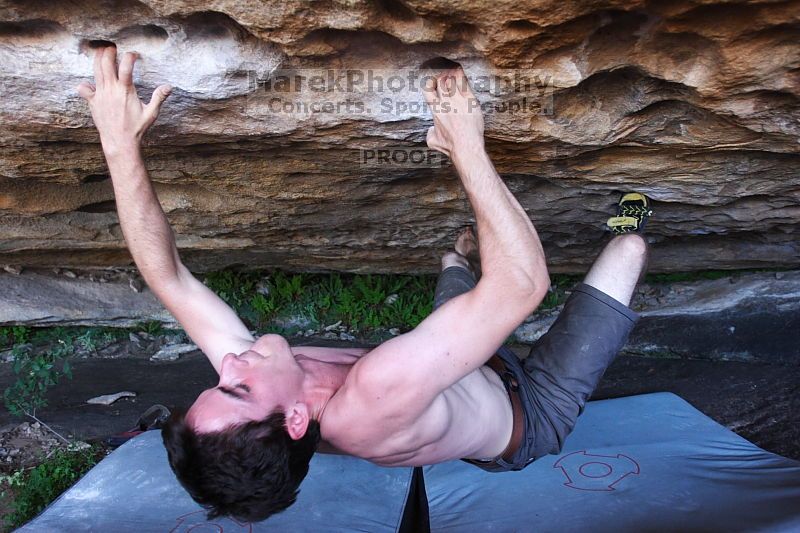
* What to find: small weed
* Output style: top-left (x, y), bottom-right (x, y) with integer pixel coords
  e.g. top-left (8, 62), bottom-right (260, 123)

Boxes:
top-left (11, 326), bottom-right (30, 345)
top-left (74, 328), bottom-right (121, 355)
top-left (1, 445), bottom-right (105, 529)
top-left (135, 321), bottom-right (164, 337)
top-left (540, 274), bottom-right (582, 310)
top-left (250, 293), bottom-right (276, 321)
top-left (0, 326), bottom-right (30, 349)
top-left (204, 271), bottom-right (265, 327)
top-left (382, 292), bottom-right (432, 329)
top-left (75, 330), bottom-right (98, 353)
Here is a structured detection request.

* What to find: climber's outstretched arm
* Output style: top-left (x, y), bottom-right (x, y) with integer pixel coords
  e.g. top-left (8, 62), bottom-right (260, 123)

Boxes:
top-left (77, 46), bottom-right (253, 373)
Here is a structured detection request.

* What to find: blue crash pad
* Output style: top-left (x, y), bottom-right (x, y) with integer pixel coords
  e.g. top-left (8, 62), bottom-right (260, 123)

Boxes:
top-left (19, 392), bottom-right (800, 532)
top-left (424, 392), bottom-right (800, 532)
top-left (18, 433), bottom-right (414, 532)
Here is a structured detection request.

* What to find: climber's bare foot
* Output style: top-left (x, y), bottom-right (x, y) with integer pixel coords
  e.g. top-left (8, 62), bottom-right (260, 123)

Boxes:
top-left (455, 226), bottom-right (479, 258)
top-left (441, 226), bottom-right (482, 279)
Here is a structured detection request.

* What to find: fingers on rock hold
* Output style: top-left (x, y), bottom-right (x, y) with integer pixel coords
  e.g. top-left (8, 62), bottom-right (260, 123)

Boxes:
top-left (118, 51), bottom-right (139, 86)
top-left (76, 82), bottom-right (96, 100)
top-left (145, 84), bottom-right (173, 117)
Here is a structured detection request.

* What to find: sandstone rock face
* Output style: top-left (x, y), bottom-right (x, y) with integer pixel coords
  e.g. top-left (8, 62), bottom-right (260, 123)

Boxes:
top-left (0, 0), bottom-right (798, 273)
top-left (0, 270), bottom-right (174, 327)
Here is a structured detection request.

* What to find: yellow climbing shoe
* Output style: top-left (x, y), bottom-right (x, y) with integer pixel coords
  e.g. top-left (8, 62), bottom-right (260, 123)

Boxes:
top-left (606, 192), bottom-right (652, 234)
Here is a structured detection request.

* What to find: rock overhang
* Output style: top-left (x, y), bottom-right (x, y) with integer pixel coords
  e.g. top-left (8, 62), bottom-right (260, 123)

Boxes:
top-left (0, 0), bottom-right (797, 273)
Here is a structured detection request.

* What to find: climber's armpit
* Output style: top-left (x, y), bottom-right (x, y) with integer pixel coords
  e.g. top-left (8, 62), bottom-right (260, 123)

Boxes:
top-left (153, 264), bottom-right (255, 374)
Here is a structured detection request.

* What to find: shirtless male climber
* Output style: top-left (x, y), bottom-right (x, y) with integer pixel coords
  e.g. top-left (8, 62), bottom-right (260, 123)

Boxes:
top-left (77, 46), bottom-right (652, 522)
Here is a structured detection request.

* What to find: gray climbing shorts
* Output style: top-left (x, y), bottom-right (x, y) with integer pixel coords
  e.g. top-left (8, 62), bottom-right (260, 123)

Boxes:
top-left (433, 266), bottom-right (640, 472)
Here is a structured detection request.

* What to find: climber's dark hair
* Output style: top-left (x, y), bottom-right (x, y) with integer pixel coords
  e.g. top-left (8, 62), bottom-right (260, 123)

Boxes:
top-left (161, 409), bottom-right (321, 523)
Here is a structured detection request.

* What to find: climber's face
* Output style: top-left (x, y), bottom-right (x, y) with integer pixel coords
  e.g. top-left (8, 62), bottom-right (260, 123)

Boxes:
top-left (186, 334), bottom-right (309, 437)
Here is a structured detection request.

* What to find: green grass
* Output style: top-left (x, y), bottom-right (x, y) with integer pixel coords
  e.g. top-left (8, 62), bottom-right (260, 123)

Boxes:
top-left (204, 270), bottom-right (437, 335)
top-left (0, 326), bottom-right (128, 352)
top-left (539, 274), bottom-right (582, 310)
top-left (1, 445), bottom-right (105, 530)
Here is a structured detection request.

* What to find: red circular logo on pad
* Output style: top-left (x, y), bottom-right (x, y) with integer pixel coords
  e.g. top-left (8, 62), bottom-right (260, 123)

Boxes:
top-left (554, 450), bottom-right (640, 491)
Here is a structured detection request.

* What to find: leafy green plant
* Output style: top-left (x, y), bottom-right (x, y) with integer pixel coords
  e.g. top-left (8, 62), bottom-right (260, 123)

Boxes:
top-left (535, 274), bottom-right (580, 310)
top-left (383, 292), bottom-right (431, 329)
top-left (333, 284), bottom-right (361, 325)
top-left (0, 326), bottom-right (30, 349)
top-left (135, 320), bottom-right (164, 337)
top-left (201, 269), bottom-right (439, 334)
top-left (353, 275), bottom-right (386, 307)
top-left (75, 330), bottom-right (98, 353)
top-left (2, 328), bottom-right (76, 448)
top-left (204, 271), bottom-right (259, 310)
top-left (11, 326), bottom-right (30, 345)
top-left (272, 272), bottom-right (306, 304)
top-left (202, 267), bottom-right (706, 337)
top-left (3, 336), bottom-right (73, 419)
top-left (74, 328), bottom-right (120, 355)
top-left (250, 293), bottom-right (276, 321)
top-left (1, 445), bottom-right (104, 529)
top-left (205, 271), bottom-right (267, 326)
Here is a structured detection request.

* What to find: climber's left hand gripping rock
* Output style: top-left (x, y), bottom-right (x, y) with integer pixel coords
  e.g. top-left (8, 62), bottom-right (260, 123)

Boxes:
top-left (76, 46), bottom-right (172, 157)
top-left (423, 67), bottom-right (485, 160)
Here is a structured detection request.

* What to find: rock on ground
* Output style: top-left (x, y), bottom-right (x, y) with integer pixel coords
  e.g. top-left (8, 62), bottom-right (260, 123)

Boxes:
top-left (86, 391), bottom-right (136, 405)
top-left (149, 343), bottom-right (198, 362)
top-left (0, 1), bottom-right (798, 273)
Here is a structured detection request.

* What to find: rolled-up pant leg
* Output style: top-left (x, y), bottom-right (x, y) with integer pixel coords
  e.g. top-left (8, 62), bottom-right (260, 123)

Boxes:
top-left (433, 266), bottom-right (477, 311)
top-left (520, 283), bottom-right (640, 459)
